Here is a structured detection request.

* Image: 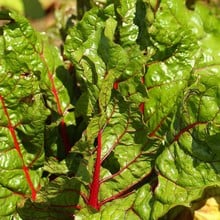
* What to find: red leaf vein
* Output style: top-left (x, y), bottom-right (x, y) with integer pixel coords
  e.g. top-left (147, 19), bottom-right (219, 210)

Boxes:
top-left (0, 96), bottom-right (37, 200)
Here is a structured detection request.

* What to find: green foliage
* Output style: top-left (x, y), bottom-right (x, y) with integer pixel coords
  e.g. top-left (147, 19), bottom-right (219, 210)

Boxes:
top-left (0, 1), bottom-right (220, 219)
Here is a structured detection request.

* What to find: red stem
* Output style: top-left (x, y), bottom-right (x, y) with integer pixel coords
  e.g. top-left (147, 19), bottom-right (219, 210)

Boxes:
top-left (60, 119), bottom-right (71, 153)
top-left (39, 52), bottom-right (71, 153)
top-left (148, 116), bottom-right (166, 137)
top-left (49, 72), bottom-right (71, 153)
top-left (139, 103), bottom-right (145, 114)
top-left (0, 96), bottom-right (37, 200)
top-left (173, 121), bottom-right (207, 142)
top-left (113, 81), bottom-right (119, 90)
top-left (139, 77), bottom-right (145, 114)
top-left (88, 129), bottom-right (102, 210)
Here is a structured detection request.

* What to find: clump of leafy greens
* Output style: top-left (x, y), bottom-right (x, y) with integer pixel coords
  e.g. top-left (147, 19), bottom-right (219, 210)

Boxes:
top-left (0, 0), bottom-right (220, 219)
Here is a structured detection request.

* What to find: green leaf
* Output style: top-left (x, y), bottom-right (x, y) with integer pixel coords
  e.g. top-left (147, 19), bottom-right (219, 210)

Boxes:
top-left (1, 0), bottom-right (220, 219)
top-left (116, 0), bottom-right (139, 46)
top-left (76, 194), bottom-right (140, 220)
top-left (0, 21), bottom-right (49, 219)
top-left (3, 11), bottom-right (75, 157)
top-left (17, 176), bottom-right (84, 220)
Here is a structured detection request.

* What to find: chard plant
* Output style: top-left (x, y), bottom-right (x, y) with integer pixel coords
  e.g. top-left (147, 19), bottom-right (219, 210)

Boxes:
top-left (0, 0), bottom-right (220, 219)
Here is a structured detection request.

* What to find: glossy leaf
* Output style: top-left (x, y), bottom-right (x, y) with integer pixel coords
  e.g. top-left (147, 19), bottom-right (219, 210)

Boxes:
top-left (1, 0), bottom-right (220, 219)
top-left (0, 19), bottom-right (49, 219)
top-left (2, 12), bottom-right (75, 158)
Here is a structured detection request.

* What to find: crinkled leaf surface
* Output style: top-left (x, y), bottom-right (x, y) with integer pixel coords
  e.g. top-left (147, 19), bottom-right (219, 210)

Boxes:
top-left (0, 11), bottom-right (74, 218)
top-left (0, 18), bottom-right (49, 220)
top-left (1, 0), bottom-right (220, 219)
top-left (2, 12), bottom-right (75, 158)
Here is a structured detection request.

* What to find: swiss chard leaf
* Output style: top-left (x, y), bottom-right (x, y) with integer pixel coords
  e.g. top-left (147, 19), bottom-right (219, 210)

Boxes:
top-left (1, 0), bottom-right (220, 219)
top-left (0, 11), bottom-right (74, 218)
top-left (0, 19), bottom-right (49, 219)
top-left (2, 12), bottom-right (75, 158)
